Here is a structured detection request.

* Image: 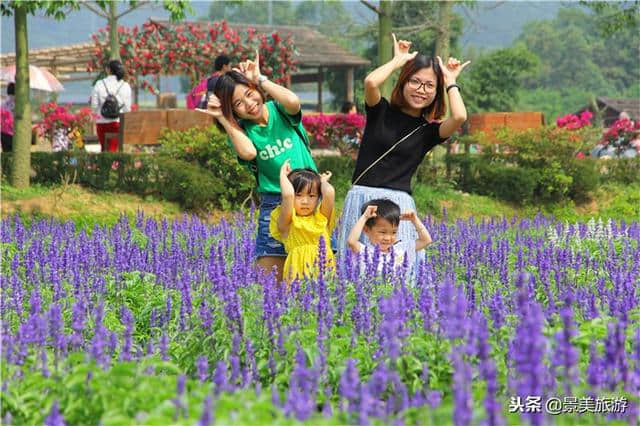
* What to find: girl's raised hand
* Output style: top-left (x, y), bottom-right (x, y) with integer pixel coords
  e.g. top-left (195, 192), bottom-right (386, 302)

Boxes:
top-left (437, 56), bottom-right (471, 85)
top-left (320, 171), bottom-right (332, 183)
top-left (234, 49), bottom-right (261, 84)
top-left (392, 33), bottom-right (418, 67)
top-left (196, 94), bottom-right (222, 118)
top-left (280, 159), bottom-right (292, 178)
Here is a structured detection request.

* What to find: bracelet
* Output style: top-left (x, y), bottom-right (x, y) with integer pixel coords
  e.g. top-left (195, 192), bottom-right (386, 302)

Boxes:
top-left (446, 84), bottom-right (461, 93)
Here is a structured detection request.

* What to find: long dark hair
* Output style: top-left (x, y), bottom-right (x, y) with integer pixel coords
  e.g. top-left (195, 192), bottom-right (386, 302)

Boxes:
top-left (107, 60), bottom-right (125, 81)
top-left (213, 70), bottom-right (264, 133)
top-left (390, 55), bottom-right (446, 121)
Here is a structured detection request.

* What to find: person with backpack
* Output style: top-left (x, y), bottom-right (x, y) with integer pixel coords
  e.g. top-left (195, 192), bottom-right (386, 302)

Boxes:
top-left (90, 60), bottom-right (132, 152)
top-left (196, 51), bottom-right (320, 283)
top-left (187, 54), bottom-right (231, 110)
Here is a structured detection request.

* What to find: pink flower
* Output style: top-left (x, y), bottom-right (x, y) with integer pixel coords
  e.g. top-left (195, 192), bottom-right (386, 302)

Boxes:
top-left (111, 161), bottom-right (120, 170)
top-left (134, 160), bottom-right (142, 169)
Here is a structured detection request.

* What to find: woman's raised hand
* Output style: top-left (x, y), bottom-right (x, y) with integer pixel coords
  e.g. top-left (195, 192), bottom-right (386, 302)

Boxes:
top-left (437, 56), bottom-right (471, 85)
top-left (234, 49), bottom-right (261, 84)
top-left (196, 94), bottom-right (222, 119)
top-left (392, 33), bottom-right (418, 67)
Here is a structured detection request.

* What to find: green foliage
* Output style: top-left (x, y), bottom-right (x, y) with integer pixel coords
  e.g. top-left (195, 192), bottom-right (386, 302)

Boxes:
top-left (462, 43), bottom-right (539, 114)
top-left (0, 1), bottom-right (79, 18)
top-left (157, 125), bottom-right (255, 208)
top-left (580, 0), bottom-right (640, 36)
top-left (515, 7), bottom-right (639, 121)
top-left (0, 149), bottom-right (252, 212)
top-left (445, 126), bottom-right (637, 205)
top-left (476, 163), bottom-right (538, 204)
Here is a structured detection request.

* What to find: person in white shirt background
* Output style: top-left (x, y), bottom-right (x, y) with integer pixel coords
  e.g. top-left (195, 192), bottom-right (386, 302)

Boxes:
top-left (90, 60), bottom-right (132, 152)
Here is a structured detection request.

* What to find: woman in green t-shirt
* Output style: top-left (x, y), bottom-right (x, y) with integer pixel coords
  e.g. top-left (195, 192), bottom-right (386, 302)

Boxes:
top-left (198, 52), bottom-right (317, 282)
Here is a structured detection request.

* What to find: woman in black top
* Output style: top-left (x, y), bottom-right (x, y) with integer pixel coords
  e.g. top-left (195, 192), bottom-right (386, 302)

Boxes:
top-left (337, 34), bottom-right (470, 266)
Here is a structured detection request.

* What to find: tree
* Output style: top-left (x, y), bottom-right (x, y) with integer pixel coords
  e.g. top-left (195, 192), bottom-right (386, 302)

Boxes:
top-left (81, 0), bottom-right (191, 61)
top-left (0, 1), bottom-right (79, 189)
top-left (208, 0), bottom-right (295, 25)
top-left (580, 0), bottom-right (639, 36)
top-left (463, 44), bottom-right (538, 113)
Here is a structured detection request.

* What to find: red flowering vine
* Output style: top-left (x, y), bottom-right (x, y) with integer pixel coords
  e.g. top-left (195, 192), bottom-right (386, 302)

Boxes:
top-left (88, 20), bottom-right (298, 94)
top-left (302, 113), bottom-right (365, 153)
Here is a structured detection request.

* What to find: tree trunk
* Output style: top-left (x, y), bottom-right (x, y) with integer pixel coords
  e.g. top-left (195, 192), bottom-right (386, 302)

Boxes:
top-left (435, 0), bottom-right (452, 59)
top-left (436, 1), bottom-right (453, 179)
top-left (378, 0), bottom-right (393, 98)
top-left (108, 1), bottom-right (120, 60)
top-left (11, 5), bottom-right (31, 189)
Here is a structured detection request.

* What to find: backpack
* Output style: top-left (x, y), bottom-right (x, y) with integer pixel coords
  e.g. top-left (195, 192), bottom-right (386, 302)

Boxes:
top-left (100, 80), bottom-right (124, 119)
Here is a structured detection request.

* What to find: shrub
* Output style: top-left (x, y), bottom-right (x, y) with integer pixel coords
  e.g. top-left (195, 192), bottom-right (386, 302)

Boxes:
top-left (158, 125), bottom-right (254, 205)
top-left (476, 162), bottom-right (538, 205)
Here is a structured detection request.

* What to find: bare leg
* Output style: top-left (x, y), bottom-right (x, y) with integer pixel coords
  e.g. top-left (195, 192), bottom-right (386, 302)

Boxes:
top-left (257, 256), bottom-right (285, 283)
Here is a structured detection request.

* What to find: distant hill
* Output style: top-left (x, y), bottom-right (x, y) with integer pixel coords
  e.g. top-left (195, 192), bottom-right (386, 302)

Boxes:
top-left (458, 1), bottom-right (562, 49)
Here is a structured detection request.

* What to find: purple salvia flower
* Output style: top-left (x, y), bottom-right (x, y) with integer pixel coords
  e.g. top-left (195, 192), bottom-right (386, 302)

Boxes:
top-left (552, 298), bottom-right (579, 395)
top-left (213, 361), bottom-right (228, 395)
top-left (451, 349), bottom-right (473, 426)
top-left (120, 306), bottom-right (134, 362)
top-left (44, 401), bottom-right (66, 426)
top-left (339, 359), bottom-right (360, 413)
top-left (197, 355), bottom-right (209, 383)
top-left (198, 395), bottom-right (213, 426)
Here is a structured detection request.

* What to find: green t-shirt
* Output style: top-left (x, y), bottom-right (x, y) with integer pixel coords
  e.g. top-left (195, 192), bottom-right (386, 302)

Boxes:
top-left (230, 101), bottom-right (317, 194)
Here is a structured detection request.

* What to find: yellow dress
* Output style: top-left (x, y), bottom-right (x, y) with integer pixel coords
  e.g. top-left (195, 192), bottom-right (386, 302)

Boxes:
top-left (269, 206), bottom-right (336, 281)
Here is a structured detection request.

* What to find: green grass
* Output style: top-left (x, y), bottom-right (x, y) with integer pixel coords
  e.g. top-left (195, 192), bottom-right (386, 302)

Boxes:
top-left (2, 180), bottom-right (639, 228)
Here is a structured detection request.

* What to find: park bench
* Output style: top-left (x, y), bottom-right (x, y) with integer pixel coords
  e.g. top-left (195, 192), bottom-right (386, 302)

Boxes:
top-left (114, 109), bottom-right (215, 151)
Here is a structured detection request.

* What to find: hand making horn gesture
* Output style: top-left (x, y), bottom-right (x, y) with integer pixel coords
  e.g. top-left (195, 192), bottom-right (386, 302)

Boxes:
top-left (392, 33), bottom-right (418, 68)
top-left (234, 49), bottom-right (262, 85)
top-left (436, 56), bottom-right (471, 85)
top-left (196, 93), bottom-right (222, 119)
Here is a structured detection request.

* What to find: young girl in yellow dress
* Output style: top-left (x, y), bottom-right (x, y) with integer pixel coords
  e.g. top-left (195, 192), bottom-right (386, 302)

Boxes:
top-left (269, 159), bottom-right (335, 281)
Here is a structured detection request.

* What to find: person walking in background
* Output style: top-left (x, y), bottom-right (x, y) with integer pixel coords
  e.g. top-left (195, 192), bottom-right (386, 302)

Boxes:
top-left (1, 83), bottom-right (15, 152)
top-left (197, 51), bottom-right (318, 282)
top-left (186, 54), bottom-right (231, 110)
top-left (336, 34), bottom-right (470, 266)
top-left (90, 60), bottom-right (132, 152)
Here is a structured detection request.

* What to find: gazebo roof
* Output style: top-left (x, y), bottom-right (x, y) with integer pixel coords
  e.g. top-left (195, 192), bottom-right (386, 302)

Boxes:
top-left (0, 42), bottom-right (95, 79)
top-left (154, 20), bottom-right (371, 68)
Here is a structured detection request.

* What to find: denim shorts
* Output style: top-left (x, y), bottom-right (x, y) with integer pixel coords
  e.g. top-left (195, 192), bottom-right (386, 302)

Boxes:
top-left (255, 192), bottom-right (338, 259)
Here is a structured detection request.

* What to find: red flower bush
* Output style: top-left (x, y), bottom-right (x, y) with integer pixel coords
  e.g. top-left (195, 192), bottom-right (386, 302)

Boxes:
top-left (88, 20), bottom-right (297, 94)
top-left (36, 103), bottom-right (95, 137)
top-left (598, 118), bottom-right (640, 156)
top-left (302, 113), bottom-right (365, 153)
top-left (556, 111), bottom-right (593, 130)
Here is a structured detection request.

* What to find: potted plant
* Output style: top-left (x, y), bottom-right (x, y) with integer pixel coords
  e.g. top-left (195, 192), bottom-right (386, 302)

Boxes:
top-left (36, 102), bottom-right (95, 151)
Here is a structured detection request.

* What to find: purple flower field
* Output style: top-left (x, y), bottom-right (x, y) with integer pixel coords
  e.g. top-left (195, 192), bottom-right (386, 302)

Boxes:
top-left (1, 211), bottom-right (638, 425)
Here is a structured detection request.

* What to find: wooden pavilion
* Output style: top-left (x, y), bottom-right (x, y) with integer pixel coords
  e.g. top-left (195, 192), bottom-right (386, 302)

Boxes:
top-left (0, 21), bottom-right (370, 112)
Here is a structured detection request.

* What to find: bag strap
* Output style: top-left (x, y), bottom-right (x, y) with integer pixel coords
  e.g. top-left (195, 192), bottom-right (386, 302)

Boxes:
top-left (352, 123), bottom-right (427, 186)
